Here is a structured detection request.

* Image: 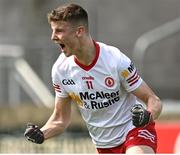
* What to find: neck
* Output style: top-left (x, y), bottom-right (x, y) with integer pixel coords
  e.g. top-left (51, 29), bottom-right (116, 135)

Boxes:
top-left (75, 37), bottom-right (96, 66)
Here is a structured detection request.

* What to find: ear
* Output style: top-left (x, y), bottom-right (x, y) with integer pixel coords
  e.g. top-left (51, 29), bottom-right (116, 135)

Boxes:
top-left (76, 26), bottom-right (85, 37)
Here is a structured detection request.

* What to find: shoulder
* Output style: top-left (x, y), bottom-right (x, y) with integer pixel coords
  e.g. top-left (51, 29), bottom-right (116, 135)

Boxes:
top-left (51, 53), bottom-right (73, 77)
top-left (52, 53), bottom-right (64, 74)
top-left (98, 41), bottom-right (131, 65)
top-left (98, 42), bottom-right (119, 52)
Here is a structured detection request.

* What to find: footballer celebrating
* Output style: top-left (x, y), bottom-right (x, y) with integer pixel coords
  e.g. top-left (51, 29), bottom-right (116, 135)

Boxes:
top-left (24, 3), bottom-right (162, 154)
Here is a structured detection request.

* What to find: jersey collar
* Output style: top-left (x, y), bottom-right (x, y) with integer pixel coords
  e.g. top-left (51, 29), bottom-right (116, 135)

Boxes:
top-left (74, 40), bottom-right (100, 71)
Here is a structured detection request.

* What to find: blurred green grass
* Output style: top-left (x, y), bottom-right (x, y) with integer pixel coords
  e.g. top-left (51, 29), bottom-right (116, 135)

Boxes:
top-left (0, 134), bottom-right (96, 153)
top-left (0, 103), bottom-right (86, 132)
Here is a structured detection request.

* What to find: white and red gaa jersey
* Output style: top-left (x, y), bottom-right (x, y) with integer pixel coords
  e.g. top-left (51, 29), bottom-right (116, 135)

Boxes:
top-left (52, 41), bottom-right (143, 148)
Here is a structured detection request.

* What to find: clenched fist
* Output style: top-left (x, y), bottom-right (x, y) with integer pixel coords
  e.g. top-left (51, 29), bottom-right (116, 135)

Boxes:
top-left (131, 104), bottom-right (152, 127)
top-left (24, 123), bottom-right (44, 144)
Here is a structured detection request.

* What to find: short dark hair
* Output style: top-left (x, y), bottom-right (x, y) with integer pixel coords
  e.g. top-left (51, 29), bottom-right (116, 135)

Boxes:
top-left (47, 3), bottom-right (89, 29)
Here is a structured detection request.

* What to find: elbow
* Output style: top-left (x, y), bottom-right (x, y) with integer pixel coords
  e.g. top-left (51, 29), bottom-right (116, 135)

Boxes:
top-left (156, 96), bottom-right (163, 113)
top-left (62, 120), bottom-right (71, 131)
top-left (62, 121), bottom-right (71, 131)
top-left (53, 119), bottom-right (71, 133)
top-left (150, 95), bottom-right (163, 120)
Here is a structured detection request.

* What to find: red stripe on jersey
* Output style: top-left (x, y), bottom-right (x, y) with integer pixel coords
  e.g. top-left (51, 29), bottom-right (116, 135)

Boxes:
top-left (53, 83), bottom-right (61, 92)
top-left (129, 76), bottom-right (140, 86)
top-left (127, 70), bottom-right (137, 82)
top-left (128, 73), bottom-right (139, 84)
top-left (54, 88), bottom-right (61, 93)
top-left (74, 40), bottom-right (100, 71)
top-left (126, 70), bottom-right (140, 87)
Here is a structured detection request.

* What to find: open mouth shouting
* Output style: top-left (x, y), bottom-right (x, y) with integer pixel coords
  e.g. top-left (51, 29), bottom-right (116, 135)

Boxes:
top-left (59, 43), bottom-right (65, 52)
top-left (58, 43), bottom-right (72, 57)
top-left (58, 43), bottom-right (71, 57)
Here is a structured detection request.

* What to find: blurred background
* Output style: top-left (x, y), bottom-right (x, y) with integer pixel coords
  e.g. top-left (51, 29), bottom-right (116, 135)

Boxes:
top-left (0, 0), bottom-right (180, 153)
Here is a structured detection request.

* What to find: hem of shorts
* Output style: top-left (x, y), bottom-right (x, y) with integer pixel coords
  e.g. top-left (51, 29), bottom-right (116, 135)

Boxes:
top-left (95, 142), bottom-right (124, 149)
top-left (126, 144), bottom-right (156, 153)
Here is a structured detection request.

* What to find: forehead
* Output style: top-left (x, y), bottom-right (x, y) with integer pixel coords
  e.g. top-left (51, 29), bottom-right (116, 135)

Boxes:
top-left (50, 21), bottom-right (72, 30)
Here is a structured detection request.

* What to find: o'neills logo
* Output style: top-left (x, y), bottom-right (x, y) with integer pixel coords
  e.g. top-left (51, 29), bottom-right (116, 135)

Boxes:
top-left (82, 76), bottom-right (94, 80)
top-left (105, 77), bottom-right (114, 87)
top-left (79, 90), bottom-right (120, 110)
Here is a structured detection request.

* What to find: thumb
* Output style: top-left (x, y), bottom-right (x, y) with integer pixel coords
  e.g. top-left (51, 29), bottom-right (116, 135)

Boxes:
top-left (27, 123), bottom-right (37, 128)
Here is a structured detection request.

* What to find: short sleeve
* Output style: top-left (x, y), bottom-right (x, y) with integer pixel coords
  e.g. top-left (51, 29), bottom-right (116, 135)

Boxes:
top-left (51, 64), bottom-right (68, 98)
top-left (119, 54), bottom-right (143, 92)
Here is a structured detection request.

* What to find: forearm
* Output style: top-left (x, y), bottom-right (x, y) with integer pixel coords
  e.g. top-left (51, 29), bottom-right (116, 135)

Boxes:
top-left (40, 97), bottom-right (71, 140)
top-left (24, 96), bottom-right (71, 144)
top-left (132, 82), bottom-right (163, 121)
top-left (147, 95), bottom-right (162, 120)
top-left (41, 121), bottom-right (66, 140)
top-left (40, 113), bottom-right (70, 140)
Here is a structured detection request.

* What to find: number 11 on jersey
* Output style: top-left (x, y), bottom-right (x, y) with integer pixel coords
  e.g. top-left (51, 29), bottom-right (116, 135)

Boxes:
top-left (86, 81), bottom-right (93, 89)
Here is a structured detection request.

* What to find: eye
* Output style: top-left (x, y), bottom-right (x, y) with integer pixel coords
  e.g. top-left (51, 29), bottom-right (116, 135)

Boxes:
top-left (56, 29), bottom-right (64, 33)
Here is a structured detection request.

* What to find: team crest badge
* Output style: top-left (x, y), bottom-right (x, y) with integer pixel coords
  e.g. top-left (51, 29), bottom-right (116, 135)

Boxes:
top-left (105, 77), bottom-right (114, 87)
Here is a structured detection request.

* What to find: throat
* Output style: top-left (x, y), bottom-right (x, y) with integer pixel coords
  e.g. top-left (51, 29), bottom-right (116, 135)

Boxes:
top-left (75, 54), bottom-right (94, 66)
top-left (74, 40), bottom-right (99, 71)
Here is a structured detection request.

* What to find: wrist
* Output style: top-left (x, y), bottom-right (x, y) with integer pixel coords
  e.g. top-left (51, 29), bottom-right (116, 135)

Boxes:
top-left (146, 110), bottom-right (153, 124)
top-left (147, 109), bottom-right (155, 121)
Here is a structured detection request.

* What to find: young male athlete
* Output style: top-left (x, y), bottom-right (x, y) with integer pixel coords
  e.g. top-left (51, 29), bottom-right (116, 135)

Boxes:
top-left (24, 3), bottom-right (162, 153)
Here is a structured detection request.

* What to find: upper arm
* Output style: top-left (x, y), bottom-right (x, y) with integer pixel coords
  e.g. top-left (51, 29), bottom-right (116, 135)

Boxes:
top-left (131, 81), bottom-right (156, 104)
top-left (131, 81), bottom-right (162, 119)
top-left (40, 96), bottom-right (72, 139)
top-left (118, 52), bottom-right (143, 92)
top-left (52, 96), bottom-right (72, 126)
top-left (114, 49), bottom-right (162, 118)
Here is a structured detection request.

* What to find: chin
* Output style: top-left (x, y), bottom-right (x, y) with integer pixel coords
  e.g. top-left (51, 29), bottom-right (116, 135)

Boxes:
top-left (64, 52), bottom-right (72, 57)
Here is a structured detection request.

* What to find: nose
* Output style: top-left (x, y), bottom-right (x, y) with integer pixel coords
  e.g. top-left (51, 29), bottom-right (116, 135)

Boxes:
top-left (51, 32), bottom-right (55, 41)
top-left (51, 31), bottom-right (56, 41)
